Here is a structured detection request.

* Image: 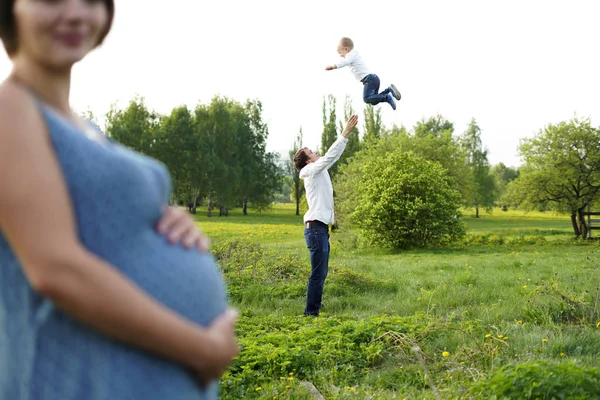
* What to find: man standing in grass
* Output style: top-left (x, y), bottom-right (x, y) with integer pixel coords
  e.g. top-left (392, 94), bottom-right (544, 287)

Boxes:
top-left (292, 115), bottom-right (359, 316)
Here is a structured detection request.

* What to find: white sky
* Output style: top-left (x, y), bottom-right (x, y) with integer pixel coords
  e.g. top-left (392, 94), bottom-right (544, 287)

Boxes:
top-left (2, 0), bottom-right (598, 167)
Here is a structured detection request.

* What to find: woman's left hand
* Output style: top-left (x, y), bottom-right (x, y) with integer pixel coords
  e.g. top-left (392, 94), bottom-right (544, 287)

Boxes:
top-left (156, 206), bottom-right (210, 252)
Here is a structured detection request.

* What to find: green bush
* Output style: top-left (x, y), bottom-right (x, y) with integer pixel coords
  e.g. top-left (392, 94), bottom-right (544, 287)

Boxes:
top-left (220, 313), bottom-right (427, 399)
top-left (211, 238), bottom-right (397, 302)
top-left (521, 273), bottom-right (599, 325)
top-left (351, 151), bottom-right (465, 249)
top-left (468, 360), bottom-right (600, 399)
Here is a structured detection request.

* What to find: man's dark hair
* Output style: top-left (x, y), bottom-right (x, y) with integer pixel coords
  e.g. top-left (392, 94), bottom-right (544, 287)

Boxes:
top-left (293, 148), bottom-right (309, 171)
top-left (0, 0), bottom-right (115, 56)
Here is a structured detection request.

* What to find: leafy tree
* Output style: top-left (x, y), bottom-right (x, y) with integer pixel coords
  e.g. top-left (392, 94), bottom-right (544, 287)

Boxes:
top-left (320, 95), bottom-right (337, 153)
top-left (188, 103), bottom-right (213, 214)
top-left (414, 114), bottom-right (453, 138)
top-left (276, 176), bottom-right (292, 203)
top-left (460, 118), bottom-right (496, 217)
top-left (239, 100), bottom-right (274, 215)
top-left (335, 135), bottom-right (465, 249)
top-left (320, 94), bottom-right (342, 180)
top-left (212, 98), bottom-right (244, 216)
top-left (104, 94), bottom-right (282, 216)
top-left (337, 95), bottom-right (360, 167)
top-left (389, 115), bottom-right (473, 204)
top-left (362, 105), bottom-right (383, 144)
top-left (249, 152), bottom-right (283, 213)
top-left (491, 162), bottom-right (519, 209)
top-left (289, 127), bottom-right (305, 216)
top-left (504, 117), bottom-right (600, 237)
top-left (350, 151), bottom-right (465, 249)
top-left (105, 95), bottom-right (160, 156)
top-left (156, 105), bottom-right (194, 204)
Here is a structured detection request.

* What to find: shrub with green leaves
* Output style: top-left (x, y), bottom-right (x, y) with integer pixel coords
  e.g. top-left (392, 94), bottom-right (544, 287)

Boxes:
top-left (350, 151), bottom-right (465, 249)
top-left (211, 238), bottom-right (398, 302)
top-left (220, 313), bottom-right (428, 399)
top-left (468, 360), bottom-right (600, 399)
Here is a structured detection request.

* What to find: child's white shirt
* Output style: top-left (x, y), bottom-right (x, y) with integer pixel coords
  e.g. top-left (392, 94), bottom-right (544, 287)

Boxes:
top-left (335, 49), bottom-right (370, 81)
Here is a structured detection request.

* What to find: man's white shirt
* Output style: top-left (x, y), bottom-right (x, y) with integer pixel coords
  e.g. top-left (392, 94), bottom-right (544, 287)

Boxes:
top-left (299, 135), bottom-right (348, 225)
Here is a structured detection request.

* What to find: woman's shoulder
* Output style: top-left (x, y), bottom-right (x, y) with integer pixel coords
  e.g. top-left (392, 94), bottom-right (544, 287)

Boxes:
top-left (0, 80), bottom-right (43, 133)
top-left (0, 80), bottom-right (48, 165)
top-left (0, 79), bottom-right (36, 107)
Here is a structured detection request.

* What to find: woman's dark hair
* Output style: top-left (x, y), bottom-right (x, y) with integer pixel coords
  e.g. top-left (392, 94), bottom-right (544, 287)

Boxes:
top-left (0, 0), bottom-right (115, 56)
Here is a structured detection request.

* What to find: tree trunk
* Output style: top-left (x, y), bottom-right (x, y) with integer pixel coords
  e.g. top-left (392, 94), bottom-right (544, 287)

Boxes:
top-left (295, 186), bottom-right (300, 216)
top-left (243, 198), bottom-right (248, 215)
top-left (207, 193), bottom-right (213, 217)
top-left (190, 188), bottom-right (200, 215)
top-left (570, 212), bottom-right (580, 237)
top-left (218, 205), bottom-right (229, 217)
top-left (475, 204), bottom-right (480, 218)
top-left (577, 207), bottom-right (589, 239)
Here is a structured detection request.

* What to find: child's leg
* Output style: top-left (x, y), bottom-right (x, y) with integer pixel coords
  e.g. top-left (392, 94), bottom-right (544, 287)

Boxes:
top-left (389, 84), bottom-right (401, 100)
top-left (378, 84), bottom-right (400, 100)
top-left (362, 75), bottom-right (388, 105)
top-left (363, 74), bottom-right (396, 109)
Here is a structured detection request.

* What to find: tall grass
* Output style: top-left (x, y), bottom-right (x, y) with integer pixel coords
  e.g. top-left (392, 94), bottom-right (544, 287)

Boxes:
top-left (192, 204), bottom-right (600, 399)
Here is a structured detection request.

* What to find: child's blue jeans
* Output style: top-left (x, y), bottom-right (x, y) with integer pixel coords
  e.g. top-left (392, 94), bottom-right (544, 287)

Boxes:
top-left (362, 74), bottom-right (390, 105)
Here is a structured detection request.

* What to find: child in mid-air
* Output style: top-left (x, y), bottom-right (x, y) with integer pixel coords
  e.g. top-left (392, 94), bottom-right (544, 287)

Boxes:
top-left (325, 37), bottom-right (401, 110)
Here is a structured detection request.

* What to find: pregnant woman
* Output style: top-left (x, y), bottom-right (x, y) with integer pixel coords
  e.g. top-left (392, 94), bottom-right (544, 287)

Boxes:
top-left (0, 0), bottom-right (238, 399)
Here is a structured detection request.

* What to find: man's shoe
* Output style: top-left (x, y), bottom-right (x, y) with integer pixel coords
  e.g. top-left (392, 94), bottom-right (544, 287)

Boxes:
top-left (387, 94), bottom-right (396, 110)
top-left (390, 84), bottom-right (401, 100)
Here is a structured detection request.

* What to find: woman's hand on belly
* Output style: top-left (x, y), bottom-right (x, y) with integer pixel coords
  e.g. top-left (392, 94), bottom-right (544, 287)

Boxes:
top-left (194, 308), bottom-right (240, 388)
top-left (156, 206), bottom-right (210, 251)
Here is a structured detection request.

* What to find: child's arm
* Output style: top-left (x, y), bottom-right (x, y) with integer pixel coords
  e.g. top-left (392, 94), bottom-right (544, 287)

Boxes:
top-left (325, 52), bottom-right (357, 71)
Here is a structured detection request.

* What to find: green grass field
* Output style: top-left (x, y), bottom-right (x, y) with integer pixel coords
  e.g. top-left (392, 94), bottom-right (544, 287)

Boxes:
top-left (192, 204), bottom-right (600, 399)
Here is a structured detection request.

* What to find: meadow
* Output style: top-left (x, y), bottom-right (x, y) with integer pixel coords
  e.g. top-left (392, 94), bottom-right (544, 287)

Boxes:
top-left (193, 204), bottom-right (600, 399)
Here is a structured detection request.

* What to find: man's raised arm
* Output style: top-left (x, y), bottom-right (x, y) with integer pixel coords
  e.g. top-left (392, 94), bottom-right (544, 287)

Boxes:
top-left (300, 115), bottom-right (359, 178)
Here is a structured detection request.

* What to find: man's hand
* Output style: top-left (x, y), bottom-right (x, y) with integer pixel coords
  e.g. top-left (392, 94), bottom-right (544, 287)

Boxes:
top-left (341, 115), bottom-right (359, 138)
top-left (325, 65), bottom-right (336, 71)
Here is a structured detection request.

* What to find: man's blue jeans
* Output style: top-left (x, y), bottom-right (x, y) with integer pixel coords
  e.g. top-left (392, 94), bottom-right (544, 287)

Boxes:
top-left (304, 221), bottom-right (330, 316)
top-left (362, 74), bottom-right (390, 105)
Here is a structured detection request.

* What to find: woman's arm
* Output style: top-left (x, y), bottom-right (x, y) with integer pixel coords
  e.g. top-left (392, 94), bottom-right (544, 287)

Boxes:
top-left (0, 84), bottom-right (237, 379)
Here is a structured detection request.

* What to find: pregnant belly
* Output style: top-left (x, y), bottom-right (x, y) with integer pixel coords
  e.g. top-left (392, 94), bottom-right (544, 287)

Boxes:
top-left (100, 231), bottom-right (229, 327)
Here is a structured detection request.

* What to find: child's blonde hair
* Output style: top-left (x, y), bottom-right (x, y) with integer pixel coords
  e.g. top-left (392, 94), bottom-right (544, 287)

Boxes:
top-left (339, 37), bottom-right (354, 50)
